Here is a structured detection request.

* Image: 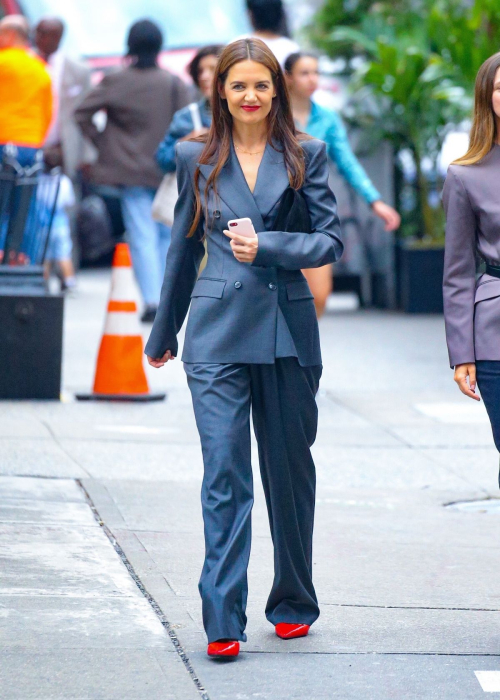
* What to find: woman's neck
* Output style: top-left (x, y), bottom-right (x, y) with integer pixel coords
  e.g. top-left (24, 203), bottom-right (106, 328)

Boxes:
top-left (232, 121), bottom-right (268, 150)
top-left (290, 92), bottom-right (311, 127)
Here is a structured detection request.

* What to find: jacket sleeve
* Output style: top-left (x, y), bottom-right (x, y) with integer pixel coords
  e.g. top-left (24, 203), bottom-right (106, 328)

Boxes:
top-left (41, 73), bottom-right (53, 142)
top-left (325, 112), bottom-right (381, 205)
top-left (442, 167), bottom-right (477, 368)
top-left (252, 141), bottom-right (343, 270)
top-left (156, 108), bottom-right (189, 173)
top-left (74, 76), bottom-right (111, 145)
top-left (78, 65), bottom-right (98, 166)
top-left (144, 145), bottom-right (205, 359)
top-left (155, 79), bottom-right (191, 172)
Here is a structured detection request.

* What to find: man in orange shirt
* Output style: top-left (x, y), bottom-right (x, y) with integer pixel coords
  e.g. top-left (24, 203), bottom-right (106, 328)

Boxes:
top-left (0, 15), bottom-right (52, 167)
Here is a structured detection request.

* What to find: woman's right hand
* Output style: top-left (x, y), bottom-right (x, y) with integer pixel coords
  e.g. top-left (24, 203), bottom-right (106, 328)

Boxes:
top-left (147, 350), bottom-right (175, 368)
top-left (454, 363), bottom-right (480, 401)
top-left (371, 200), bottom-right (401, 231)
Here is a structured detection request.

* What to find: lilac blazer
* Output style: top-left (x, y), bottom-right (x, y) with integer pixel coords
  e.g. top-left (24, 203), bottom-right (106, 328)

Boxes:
top-left (443, 144), bottom-right (500, 368)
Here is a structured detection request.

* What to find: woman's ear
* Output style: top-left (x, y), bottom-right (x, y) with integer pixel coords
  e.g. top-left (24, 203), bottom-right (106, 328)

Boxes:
top-left (218, 81), bottom-right (226, 100)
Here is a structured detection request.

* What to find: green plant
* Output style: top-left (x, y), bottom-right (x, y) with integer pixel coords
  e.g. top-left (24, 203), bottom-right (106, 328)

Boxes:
top-left (342, 31), bottom-right (467, 242)
top-left (311, 0), bottom-right (500, 243)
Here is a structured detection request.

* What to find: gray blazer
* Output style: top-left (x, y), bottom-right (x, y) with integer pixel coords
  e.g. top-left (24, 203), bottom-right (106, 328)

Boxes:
top-left (145, 138), bottom-right (343, 366)
top-left (443, 145), bottom-right (500, 368)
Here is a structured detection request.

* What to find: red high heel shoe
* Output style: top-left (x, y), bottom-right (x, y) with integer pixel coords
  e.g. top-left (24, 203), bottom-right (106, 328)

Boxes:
top-left (207, 640), bottom-right (240, 658)
top-left (275, 623), bottom-right (310, 639)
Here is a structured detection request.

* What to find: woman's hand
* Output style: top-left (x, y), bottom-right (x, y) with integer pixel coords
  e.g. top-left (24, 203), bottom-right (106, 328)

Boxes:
top-left (371, 200), bottom-right (401, 231)
top-left (147, 350), bottom-right (175, 368)
top-left (454, 362), bottom-right (480, 401)
top-left (224, 230), bottom-right (259, 263)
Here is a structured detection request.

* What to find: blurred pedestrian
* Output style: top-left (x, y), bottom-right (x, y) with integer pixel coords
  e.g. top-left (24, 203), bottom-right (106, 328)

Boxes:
top-left (0, 15), bottom-right (52, 264)
top-left (146, 38), bottom-right (343, 658)
top-left (285, 52), bottom-right (400, 316)
top-left (75, 19), bottom-right (190, 322)
top-left (156, 45), bottom-right (223, 173)
top-left (43, 173), bottom-right (77, 291)
top-left (443, 51), bottom-right (500, 482)
top-left (0, 15), bottom-right (52, 166)
top-left (34, 18), bottom-right (96, 184)
top-left (246, 0), bottom-right (299, 68)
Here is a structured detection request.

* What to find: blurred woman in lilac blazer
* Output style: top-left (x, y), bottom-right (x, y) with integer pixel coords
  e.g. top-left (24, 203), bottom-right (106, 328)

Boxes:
top-left (443, 52), bottom-right (500, 478)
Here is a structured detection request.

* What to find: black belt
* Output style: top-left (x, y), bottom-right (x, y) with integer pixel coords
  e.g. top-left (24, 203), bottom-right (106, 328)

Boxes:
top-left (485, 264), bottom-right (500, 279)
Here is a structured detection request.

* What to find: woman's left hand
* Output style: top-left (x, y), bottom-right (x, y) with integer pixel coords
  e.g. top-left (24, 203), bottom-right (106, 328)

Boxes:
top-left (371, 200), bottom-right (401, 231)
top-left (224, 230), bottom-right (259, 263)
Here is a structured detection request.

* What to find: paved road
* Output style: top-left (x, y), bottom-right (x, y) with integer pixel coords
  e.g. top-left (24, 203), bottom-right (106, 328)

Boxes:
top-left (1, 269), bottom-right (500, 699)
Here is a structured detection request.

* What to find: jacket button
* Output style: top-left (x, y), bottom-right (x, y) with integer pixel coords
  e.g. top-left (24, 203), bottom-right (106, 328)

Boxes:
top-left (234, 281), bottom-right (242, 289)
top-left (268, 283), bottom-right (277, 291)
top-left (213, 210), bottom-right (221, 219)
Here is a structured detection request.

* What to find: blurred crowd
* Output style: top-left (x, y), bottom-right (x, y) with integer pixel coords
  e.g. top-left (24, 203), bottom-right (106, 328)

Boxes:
top-left (0, 0), bottom-right (399, 319)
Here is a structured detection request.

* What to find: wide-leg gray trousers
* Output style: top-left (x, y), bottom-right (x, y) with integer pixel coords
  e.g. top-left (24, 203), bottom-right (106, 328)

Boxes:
top-left (184, 357), bottom-right (322, 644)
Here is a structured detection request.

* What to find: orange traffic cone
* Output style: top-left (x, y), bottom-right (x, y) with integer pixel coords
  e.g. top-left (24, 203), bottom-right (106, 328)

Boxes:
top-left (76, 243), bottom-right (165, 402)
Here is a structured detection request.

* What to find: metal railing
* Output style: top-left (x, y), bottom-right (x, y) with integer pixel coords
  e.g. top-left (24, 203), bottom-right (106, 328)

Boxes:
top-left (0, 145), bottom-right (61, 270)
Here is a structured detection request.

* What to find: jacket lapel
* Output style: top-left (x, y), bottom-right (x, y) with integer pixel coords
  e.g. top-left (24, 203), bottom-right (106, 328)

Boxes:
top-left (197, 140), bottom-right (290, 231)
top-left (252, 141), bottom-right (290, 220)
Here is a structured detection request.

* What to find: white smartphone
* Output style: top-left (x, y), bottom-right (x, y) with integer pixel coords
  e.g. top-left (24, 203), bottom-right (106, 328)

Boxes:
top-left (227, 217), bottom-right (257, 238)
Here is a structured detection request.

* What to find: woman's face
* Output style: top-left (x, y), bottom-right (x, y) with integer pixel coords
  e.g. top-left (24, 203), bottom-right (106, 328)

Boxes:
top-left (286, 57), bottom-right (319, 99)
top-left (492, 67), bottom-right (500, 123)
top-left (198, 54), bottom-right (218, 99)
top-left (220, 60), bottom-right (276, 126)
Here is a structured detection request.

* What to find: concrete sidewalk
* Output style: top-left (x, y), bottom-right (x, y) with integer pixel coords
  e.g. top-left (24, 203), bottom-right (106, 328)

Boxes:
top-left (1, 269), bottom-right (500, 699)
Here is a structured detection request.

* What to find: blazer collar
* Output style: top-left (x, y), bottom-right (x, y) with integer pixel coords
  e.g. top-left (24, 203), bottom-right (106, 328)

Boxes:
top-left (197, 138), bottom-right (290, 230)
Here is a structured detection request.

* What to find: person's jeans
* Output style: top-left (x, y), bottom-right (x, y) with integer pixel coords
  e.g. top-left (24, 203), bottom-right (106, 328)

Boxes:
top-left (120, 186), bottom-right (171, 306)
top-left (0, 145), bottom-right (39, 168)
top-left (476, 360), bottom-right (500, 487)
top-left (0, 145), bottom-right (40, 262)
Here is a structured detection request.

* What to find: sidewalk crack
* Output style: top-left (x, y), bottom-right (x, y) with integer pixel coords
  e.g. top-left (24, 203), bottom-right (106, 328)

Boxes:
top-left (39, 419), bottom-right (92, 478)
top-left (78, 479), bottom-right (210, 700)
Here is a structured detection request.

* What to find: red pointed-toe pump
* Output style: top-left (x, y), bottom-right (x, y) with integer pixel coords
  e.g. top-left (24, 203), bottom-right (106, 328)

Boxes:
top-left (207, 640), bottom-right (240, 658)
top-left (275, 623), bottom-right (310, 639)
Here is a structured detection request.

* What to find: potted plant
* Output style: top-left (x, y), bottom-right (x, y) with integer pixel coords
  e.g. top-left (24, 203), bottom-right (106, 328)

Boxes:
top-left (310, 0), bottom-right (500, 311)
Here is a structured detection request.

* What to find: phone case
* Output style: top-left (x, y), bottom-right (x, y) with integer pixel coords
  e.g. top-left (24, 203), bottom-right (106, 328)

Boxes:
top-left (227, 218), bottom-right (257, 238)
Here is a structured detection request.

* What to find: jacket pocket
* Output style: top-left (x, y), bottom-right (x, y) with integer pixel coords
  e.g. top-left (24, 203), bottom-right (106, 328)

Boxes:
top-left (475, 280), bottom-right (500, 304)
top-left (191, 277), bottom-right (226, 299)
top-left (286, 279), bottom-right (314, 301)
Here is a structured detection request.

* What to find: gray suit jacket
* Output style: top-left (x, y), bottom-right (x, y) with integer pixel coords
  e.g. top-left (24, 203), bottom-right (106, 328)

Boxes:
top-left (145, 138), bottom-right (343, 366)
top-left (443, 145), bottom-right (500, 368)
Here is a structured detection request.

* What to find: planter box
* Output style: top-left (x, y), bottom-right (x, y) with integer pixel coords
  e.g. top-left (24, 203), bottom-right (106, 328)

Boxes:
top-left (396, 241), bottom-right (444, 313)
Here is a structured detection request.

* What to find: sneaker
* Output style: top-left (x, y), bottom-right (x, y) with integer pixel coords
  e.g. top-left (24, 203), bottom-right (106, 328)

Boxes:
top-left (61, 278), bottom-right (77, 295)
top-left (141, 305), bottom-right (157, 323)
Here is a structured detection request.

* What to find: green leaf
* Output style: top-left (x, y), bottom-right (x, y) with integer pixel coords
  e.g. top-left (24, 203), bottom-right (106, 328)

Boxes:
top-left (330, 26), bottom-right (378, 54)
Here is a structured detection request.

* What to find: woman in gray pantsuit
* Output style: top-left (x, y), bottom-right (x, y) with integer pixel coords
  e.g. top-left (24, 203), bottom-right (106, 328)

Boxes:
top-left (146, 39), bottom-right (343, 659)
top-left (443, 52), bottom-right (500, 476)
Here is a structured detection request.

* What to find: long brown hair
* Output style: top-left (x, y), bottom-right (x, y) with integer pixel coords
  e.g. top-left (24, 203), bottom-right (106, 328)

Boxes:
top-left (453, 52), bottom-right (500, 166)
top-left (188, 38), bottom-right (307, 237)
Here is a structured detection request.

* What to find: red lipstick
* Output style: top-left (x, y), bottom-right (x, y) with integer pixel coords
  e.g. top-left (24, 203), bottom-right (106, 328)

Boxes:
top-left (241, 105), bottom-right (260, 112)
